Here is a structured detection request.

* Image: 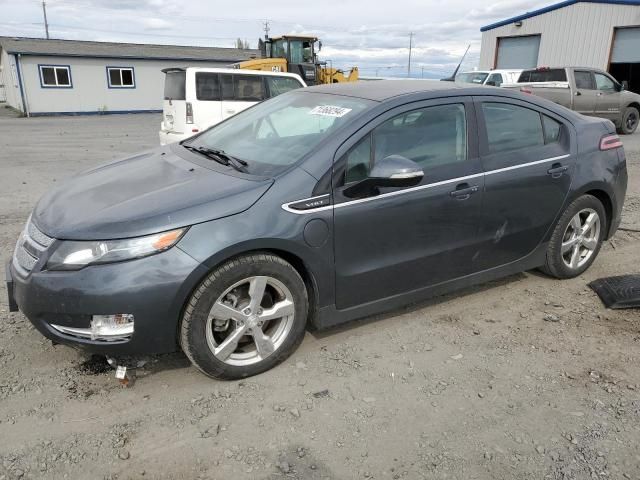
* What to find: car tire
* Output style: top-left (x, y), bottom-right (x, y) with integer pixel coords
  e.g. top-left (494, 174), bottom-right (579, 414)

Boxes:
top-left (618, 106), bottom-right (639, 135)
top-left (180, 253), bottom-right (308, 380)
top-left (542, 194), bottom-right (606, 279)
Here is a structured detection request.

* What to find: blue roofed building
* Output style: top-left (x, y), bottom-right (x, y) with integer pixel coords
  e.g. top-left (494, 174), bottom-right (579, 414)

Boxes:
top-left (478, 0), bottom-right (640, 93)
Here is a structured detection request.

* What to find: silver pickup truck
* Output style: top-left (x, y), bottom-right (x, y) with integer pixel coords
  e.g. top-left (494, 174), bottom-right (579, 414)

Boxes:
top-left (503, 67), bottom-right (639, 134)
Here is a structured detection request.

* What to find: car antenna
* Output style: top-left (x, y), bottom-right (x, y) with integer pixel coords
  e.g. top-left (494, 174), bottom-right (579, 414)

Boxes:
top-left (440, 44), bottom-right (470, 82)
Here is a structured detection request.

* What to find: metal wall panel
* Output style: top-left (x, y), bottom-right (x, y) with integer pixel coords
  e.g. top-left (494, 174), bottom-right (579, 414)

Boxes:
top-left (479, 3), bottom-right (640, 70)
top-left (611, 27), bottom-right (640, 62)
top-left (496, 35), bottom-right (541, 68)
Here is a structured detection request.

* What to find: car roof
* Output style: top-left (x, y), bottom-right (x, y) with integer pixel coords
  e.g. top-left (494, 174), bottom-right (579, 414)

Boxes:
top-left (300, 80), bottom-right (470, 101)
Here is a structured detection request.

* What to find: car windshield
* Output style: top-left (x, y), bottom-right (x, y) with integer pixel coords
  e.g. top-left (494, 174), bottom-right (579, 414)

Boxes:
top-left (455, 72), bottom-right (489, 84)
top-left (185, 92), bottom-right (374, 176)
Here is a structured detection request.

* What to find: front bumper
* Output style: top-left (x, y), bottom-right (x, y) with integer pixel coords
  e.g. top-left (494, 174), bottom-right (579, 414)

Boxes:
top-left (6, 246), bottom-right (208, 355)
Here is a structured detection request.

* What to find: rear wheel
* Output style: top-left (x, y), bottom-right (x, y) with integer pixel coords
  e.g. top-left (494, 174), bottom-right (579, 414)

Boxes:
top-left (618, 106), bottom-right (639, 135)
top-left (542, 195), bottom-right (606, 279)
top-left (180, 253), bottom-right (308, 380)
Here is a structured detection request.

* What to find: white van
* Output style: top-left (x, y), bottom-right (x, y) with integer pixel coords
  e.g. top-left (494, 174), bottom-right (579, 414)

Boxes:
top-left (159, 67), bottom-right (306, 145)
top-left (455, 69), bottom-right (523, 87)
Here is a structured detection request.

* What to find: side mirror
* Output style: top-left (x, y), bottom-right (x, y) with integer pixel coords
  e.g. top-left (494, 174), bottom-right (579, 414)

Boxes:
top-left (485, 80), bottom-right (496, 86)
top-left (369, 155), bottom-right (424, 187)
top-left (621, 80), bottom-right (628, 91)
top-left (344, 155), bottom-right (423, 198)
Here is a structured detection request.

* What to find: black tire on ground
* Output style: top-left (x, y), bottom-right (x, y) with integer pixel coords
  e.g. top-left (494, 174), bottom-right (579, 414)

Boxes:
top-left (618, 106), bottom-right (639, 135)
top-left (541, 194), bottom-right (606, 279)
top-left (180, 253), bottom-right (308, 380)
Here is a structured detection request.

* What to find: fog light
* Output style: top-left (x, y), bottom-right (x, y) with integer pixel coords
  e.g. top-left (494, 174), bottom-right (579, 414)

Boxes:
top-left (90, 314), bottom-right (134, 340)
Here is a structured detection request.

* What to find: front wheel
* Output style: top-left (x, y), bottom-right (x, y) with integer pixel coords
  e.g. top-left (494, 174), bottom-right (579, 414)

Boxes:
top-left (180, 253), bottom-right (308, 380)
top-left (618, 106), bottom-right (639, 135)
top-left (542, 195), bottom-right (606, 279)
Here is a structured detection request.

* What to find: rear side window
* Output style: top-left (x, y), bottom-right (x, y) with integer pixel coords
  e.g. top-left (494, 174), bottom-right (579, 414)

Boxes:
top-left (542, 115), bottom-right (562, 144)
top-left (195, 73), bottom-right (220, 100)
top-left (482, 103), bottom-right (544, 154)
top-left (265, 76), bottom-right (303, 98)
top-left (574, 71), bottom-right (595, 89)
top-left (234, 75), bottom-right (264, 101)
top-left (163, 71), bottom-right (186, 100)
top-left (518, 69), bottom-right (567, 83)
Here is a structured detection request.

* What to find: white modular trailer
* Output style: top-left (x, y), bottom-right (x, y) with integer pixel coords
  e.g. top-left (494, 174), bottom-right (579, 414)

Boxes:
top-left (0, 37), bottom-right (258, 116)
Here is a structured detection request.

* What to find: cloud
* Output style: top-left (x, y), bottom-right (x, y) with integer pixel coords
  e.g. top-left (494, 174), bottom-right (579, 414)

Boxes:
top-left (1, 0), bottom-right (547, 75)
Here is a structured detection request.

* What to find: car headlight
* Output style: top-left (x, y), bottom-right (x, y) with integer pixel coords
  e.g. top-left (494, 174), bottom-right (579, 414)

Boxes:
top-left (46, 228), bottom-right (187, 271)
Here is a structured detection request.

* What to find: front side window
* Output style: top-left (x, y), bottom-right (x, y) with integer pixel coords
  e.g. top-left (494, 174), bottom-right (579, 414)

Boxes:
top-left (374, 104), bottom-right (467, 169)
top-left (344, 135), bottom-right (372, 184)
top-left (289, 40), bottom-right (305, 63)
top-left (342, 104), bottom-right (467, 183)
top-left (188, 91), bottom-right (373, 176)
top-left (271, 39), bottom-right (287, 59)
top-left (39, 65), bottom-right (72, 88)
top-left (456, 72), bottom-right (489, 85)
top-left (107, 67), bottom-right (135, 88)
top-left (265, 76), bottom-right (303, 98)
top-left (575, 71), bottom-right (595, 90)
top-left (594, 73), bottom-right (616, 92)
top-left (482, 102), bottom-right (544, 154)
top-left (234, 75), bottom-right (264, 101)
top-left (486, 73), bottom-right (503, 86)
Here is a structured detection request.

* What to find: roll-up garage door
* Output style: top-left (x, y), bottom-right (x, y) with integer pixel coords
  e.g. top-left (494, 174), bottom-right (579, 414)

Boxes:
top-left (611, 27), bottom-right (640, 63)
top-left (496, 35), bottom-right (541, 69)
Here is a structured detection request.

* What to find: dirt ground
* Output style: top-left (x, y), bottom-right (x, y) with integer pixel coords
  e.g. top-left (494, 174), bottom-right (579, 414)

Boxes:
top-left (0, 111), bottom-right (639, 480)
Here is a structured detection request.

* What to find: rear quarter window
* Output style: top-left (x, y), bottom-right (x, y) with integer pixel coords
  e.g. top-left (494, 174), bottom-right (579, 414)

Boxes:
top-left (195, 72), bottom-right (220, 100)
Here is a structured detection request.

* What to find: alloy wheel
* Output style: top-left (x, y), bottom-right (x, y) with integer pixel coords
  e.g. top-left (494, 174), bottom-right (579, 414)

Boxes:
top-left (627, 111), bottom-right (638, 131)
top-left (561, 208), bottom-right (601, 270)
top-left (205, 276), bottom-right (295, 366)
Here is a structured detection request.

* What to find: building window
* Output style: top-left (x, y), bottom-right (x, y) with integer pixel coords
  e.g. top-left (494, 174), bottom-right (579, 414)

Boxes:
top-left (39, 65), bottom-right (72, 88)
top-left (106, 67), bottom-right (135, 88)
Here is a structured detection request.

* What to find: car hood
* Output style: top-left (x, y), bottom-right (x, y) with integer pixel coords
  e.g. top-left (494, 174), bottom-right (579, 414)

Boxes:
top-left (32, 146), bottom-right (273, 240)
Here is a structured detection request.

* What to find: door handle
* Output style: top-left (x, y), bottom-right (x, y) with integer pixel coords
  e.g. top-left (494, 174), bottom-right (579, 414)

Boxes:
top-left (449, 184), bottom-right (479, 200)
top-left (547, 164), bottom-right (568, 178)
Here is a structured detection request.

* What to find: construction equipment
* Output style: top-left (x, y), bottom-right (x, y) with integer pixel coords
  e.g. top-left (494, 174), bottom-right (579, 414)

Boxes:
top-left (234, 35), bottom-right (358, 85)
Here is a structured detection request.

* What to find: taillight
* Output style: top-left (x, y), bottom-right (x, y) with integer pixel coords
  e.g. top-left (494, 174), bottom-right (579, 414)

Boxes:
top-left (520, 87), bottom-right (532, 94)
top-left (186, 102), bottom-right (193, 124)
top-left (600, 134), bottom-right (622, 151)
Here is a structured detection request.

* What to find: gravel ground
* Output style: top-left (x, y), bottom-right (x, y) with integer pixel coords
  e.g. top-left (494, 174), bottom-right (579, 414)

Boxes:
top-left (0, 112), bottom-right (639, 480)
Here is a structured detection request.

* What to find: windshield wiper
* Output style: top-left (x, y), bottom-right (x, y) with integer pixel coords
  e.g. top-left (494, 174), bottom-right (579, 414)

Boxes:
top-left (183, 145), bottom-right (248, 172)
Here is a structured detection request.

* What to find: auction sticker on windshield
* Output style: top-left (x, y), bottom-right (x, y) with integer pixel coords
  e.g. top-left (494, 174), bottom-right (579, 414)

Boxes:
top-left (309, 106), bottom-right (352, 117)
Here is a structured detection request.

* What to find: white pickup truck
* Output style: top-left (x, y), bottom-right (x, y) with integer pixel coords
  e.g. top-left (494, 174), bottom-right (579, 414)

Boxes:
top-left (503, 67), bottom-right (639, 134)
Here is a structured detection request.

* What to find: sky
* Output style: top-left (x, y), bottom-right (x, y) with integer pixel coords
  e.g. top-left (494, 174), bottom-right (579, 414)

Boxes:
top-left (0, 0), bottom-right (551, 78)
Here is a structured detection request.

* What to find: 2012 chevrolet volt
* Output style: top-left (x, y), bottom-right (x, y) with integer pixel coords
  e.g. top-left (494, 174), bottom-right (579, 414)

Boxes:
top-left (6, 81), bottom-right (627, 380)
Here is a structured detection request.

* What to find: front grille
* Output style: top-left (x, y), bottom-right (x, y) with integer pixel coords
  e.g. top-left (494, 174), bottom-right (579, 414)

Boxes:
top-left (12, 218), bottom-right (54, 276)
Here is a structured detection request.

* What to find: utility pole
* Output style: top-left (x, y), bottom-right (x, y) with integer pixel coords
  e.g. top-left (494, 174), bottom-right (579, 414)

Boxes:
top-left (42, 1), bottom-right (50, 39)
top-left (421, 66), bottom-right (425, 78)
top-left (263, 20), bottom-right (270, 40)
top-left (408, 32), bottom-right (414, 77)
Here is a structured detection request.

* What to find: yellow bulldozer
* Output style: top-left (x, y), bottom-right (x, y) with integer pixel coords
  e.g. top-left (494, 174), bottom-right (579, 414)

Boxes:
top-left (234, 35), bottom-right (358, 85)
